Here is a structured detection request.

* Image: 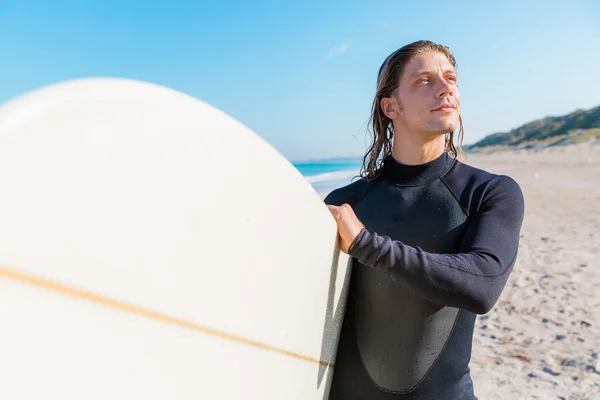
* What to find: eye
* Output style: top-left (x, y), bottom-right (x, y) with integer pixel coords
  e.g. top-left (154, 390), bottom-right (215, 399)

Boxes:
top-left (447, 76), bottom-right (457, 83)
top-left (417, 78), bottom-right (429, 85)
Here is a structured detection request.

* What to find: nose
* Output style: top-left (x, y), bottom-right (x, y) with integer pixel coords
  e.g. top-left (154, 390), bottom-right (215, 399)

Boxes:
top-left (436, 77), bottom-right (455, 98)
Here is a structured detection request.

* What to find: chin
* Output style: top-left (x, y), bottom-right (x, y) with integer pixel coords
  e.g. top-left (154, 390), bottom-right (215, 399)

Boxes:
top-left (428, 116), bottom-right (459, 135)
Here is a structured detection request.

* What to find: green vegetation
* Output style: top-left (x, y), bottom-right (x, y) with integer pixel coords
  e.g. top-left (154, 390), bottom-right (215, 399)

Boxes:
top-left (464, 105), bottom-right (600, 153)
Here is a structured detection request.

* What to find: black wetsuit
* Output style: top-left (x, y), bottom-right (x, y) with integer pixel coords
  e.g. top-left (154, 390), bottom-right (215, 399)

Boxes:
top-left (324, 151), bottom-right (525, 400)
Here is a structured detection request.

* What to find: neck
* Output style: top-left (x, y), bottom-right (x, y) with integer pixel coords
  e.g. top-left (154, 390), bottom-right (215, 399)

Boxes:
top-left (391, 127), bottom-right (446, 166)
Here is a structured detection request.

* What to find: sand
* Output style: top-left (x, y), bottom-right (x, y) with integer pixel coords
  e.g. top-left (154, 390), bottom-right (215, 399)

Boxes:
top-left (467, 143), bottom-right (600, 400)
top-left (321, 142), bottom-right (600, 400)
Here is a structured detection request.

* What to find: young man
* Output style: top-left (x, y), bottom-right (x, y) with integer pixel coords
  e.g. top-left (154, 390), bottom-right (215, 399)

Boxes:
top-left (324, 40), bottom-right (525, 399)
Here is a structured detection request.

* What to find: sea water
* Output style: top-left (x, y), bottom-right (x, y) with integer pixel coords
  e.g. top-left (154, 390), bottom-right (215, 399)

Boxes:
top-left (292, 159), bottom-right (363, 197)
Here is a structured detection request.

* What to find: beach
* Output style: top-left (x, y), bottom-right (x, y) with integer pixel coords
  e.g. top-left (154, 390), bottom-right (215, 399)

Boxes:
top-left (311, 143), bottom-right (600, 399)
top-left (466, 144), bottom-right (600, 400)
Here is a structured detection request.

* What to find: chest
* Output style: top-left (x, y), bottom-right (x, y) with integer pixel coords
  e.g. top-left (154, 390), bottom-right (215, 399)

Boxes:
top-left (353, 180), bottom-right (468, 253)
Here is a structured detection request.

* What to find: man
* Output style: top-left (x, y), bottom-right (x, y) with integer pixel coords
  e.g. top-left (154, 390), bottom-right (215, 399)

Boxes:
top-left (324, 40), bottom-right (525, 399)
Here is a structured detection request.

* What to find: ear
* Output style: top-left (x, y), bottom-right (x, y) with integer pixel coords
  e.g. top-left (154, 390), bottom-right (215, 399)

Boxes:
top-left (380, 96), bottom-right (400, 119)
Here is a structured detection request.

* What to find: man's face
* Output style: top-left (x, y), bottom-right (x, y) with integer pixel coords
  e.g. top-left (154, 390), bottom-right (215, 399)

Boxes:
top-left (386, 51), bottom-right (460, 138)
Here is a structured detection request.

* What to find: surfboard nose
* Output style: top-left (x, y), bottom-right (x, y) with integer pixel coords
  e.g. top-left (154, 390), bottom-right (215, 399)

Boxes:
top-left (0, 78), bottom-right (351, 400)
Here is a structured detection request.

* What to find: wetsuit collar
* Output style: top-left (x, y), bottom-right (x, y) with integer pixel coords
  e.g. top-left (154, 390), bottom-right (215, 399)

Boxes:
top-left (381, 151), bottom-right (455, 186)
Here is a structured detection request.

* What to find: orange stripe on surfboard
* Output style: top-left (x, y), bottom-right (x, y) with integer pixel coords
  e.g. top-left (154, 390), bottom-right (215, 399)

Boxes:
top-left (0, 266), bottom-right (334, 368)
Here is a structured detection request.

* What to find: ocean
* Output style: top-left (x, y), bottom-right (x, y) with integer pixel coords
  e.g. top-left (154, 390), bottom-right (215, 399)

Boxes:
top-left (292, 159), bottom-right (363, 196)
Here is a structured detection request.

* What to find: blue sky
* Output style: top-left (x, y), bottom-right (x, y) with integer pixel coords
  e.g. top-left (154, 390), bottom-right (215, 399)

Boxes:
top-left (1, 0), bottom-right (599, 161)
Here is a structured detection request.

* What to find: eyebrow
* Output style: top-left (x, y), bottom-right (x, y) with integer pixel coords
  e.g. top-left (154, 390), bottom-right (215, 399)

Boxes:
top-left (409, 68), bottom-right (457, 79)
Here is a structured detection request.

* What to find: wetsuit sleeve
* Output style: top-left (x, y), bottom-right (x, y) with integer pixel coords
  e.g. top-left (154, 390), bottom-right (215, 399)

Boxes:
top-left (347, 175), bottom-right (525, 315)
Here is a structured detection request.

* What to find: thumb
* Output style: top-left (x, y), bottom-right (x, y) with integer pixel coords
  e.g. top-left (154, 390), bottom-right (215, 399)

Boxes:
top-left (326, 205), bottom-right (341, 221)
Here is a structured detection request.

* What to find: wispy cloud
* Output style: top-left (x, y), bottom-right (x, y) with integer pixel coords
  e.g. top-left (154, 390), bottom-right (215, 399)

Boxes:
top-left (328, 42), bottom-right (350, 58)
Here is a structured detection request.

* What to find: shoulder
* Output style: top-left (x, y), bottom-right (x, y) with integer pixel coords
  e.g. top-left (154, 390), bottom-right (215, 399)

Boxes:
top-left (485, 173), bottom-right (524, 213)
top-left (323, 178), bottom-right (375, 207)
top-left (442, 158), bottom-right (524, 216)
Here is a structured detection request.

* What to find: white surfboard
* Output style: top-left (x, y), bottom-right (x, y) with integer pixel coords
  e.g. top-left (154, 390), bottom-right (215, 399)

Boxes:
top-left (0, 78), bottom-right (352, 399)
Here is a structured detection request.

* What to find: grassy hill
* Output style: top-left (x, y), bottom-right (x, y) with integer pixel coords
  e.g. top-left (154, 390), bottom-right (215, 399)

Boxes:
top-left (464, 105), bottom-right (600, 153)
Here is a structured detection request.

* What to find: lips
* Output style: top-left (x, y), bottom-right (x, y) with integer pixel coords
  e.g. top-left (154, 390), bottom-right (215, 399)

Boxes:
top-left (432, 103), bottom-right (456, 111)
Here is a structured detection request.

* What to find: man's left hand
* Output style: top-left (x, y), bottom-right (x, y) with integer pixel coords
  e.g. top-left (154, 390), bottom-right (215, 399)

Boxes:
top-left (327, 204), bottom-right (365, 254)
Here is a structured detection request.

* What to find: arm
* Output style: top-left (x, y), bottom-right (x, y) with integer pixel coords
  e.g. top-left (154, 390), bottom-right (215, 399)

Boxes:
top-left (347, 175), bottom-right (525, 315)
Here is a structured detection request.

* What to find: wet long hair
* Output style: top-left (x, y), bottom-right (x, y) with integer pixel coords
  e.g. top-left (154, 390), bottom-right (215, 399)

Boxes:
top-left (359, 40), bottom-right (465, 182)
